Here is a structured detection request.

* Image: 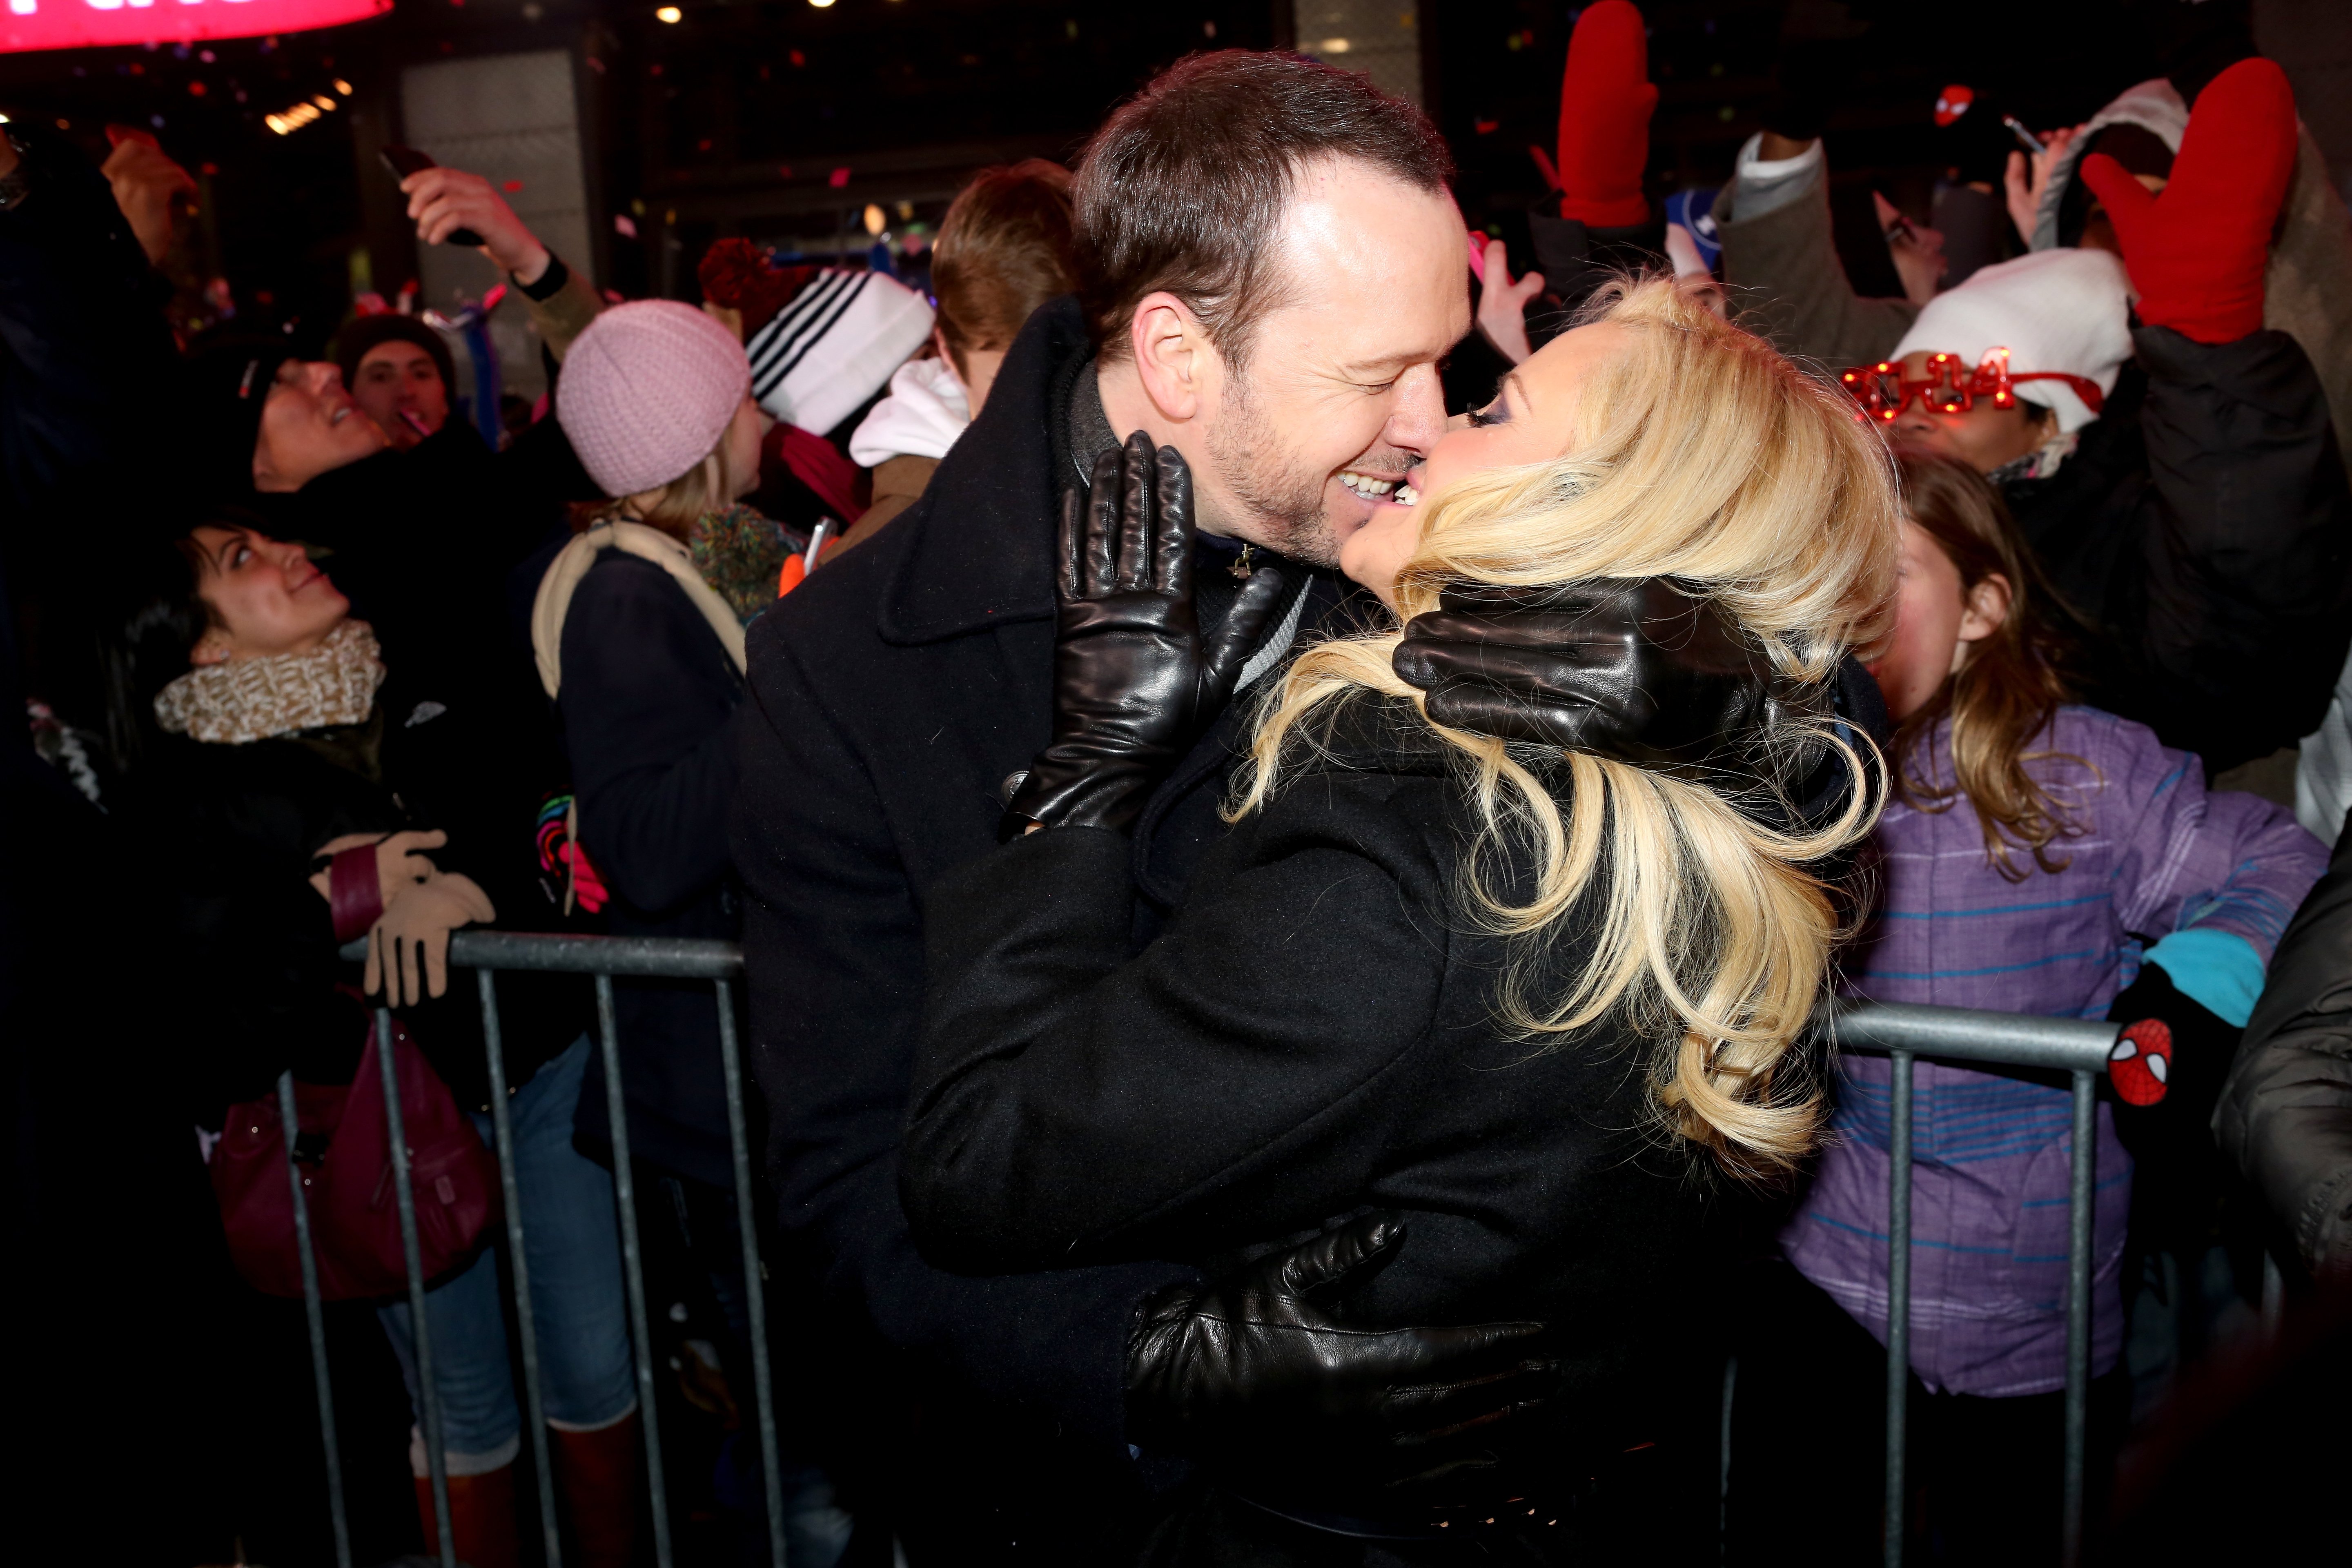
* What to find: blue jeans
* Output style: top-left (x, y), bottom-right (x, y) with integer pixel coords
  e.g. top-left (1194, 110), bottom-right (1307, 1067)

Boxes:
top-left (379, 1036), bottom-right (637, 1473)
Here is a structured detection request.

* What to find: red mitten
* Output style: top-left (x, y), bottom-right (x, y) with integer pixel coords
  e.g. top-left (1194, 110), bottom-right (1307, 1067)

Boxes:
top-left (1555, 0), bottom-right (1658, 228)
top-left (2078, 56), bottom-right (2296, 344)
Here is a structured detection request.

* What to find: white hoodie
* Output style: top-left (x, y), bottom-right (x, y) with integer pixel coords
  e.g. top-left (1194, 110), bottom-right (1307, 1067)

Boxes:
top-left (848, 355), bottom-right (971, 468)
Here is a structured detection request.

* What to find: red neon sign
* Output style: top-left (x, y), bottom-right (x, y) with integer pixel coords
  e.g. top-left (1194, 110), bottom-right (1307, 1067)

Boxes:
top-left (1, 0), bottom-right (391, 54)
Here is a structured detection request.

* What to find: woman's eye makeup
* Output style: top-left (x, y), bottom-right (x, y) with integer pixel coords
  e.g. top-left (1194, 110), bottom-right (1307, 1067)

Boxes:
top-left (1466, 399), bottom-right (1509, 428)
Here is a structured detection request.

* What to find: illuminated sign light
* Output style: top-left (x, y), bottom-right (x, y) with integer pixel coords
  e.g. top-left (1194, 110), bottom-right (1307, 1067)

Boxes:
top-left (263, 89), bottom-right (342, 132)
top-left (2, 0), bottom-right (392, 55)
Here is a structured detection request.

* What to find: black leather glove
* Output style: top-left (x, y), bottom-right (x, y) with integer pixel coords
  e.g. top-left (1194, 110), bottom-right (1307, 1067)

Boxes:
top-left (1125, 1213), bottom-right (1555, 1469)
top-left (1392, 580), bottom-right (1829, 786)
top-left (1001, 431), bottom-right (1295, 839)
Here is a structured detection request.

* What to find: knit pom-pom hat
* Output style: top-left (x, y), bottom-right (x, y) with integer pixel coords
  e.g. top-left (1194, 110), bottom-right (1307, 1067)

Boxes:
top-left (559, 301), bottom-right (752, 498)
top-left (1890, 247), bottom-right (2134, 434)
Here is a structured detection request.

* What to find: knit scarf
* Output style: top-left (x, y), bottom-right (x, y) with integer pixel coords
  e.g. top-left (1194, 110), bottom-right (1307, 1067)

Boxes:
top-left (686, 502), bottom-right (797, 626)
top-left (154, 619), bottom-right (385, 745)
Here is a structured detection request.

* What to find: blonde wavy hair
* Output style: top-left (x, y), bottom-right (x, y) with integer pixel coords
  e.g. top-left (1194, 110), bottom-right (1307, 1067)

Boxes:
top-left (1232, 277), bottom-right (1900, 1180)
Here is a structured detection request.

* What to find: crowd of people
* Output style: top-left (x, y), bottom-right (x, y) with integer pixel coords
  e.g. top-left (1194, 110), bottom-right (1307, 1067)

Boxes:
top-left (7, 2), bottom-right (2352, 1565)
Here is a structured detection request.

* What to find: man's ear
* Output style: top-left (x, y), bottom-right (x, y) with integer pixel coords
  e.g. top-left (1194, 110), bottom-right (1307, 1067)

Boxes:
top-left (1127, 291), bottom-right (1215, 424)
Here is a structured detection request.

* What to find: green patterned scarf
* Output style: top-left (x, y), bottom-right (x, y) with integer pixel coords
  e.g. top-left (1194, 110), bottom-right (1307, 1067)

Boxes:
top-left (686, 503), bottom-right (798, 626)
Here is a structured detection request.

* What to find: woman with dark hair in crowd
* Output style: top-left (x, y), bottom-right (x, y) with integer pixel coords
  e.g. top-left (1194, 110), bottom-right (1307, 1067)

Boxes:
top-left (105, 512), bottom-right (639, 1568)
top-left (1726, 450), bottom-right (2325, 1565)
top-left (897, 277), bottom-right (1898, 1563)
top-left (528, 299), bottom-right (853, 1565)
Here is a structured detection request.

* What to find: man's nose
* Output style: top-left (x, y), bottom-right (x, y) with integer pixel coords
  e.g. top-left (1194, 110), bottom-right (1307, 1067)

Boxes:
top-left (1383, 363), bottom-right (1450, 459)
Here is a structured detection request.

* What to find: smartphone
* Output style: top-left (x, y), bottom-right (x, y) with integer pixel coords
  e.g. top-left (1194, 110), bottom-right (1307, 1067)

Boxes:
top-left (2002, 116), bottom-right (2047, 157)
top-left (381, 144), bottom-right (484, 247)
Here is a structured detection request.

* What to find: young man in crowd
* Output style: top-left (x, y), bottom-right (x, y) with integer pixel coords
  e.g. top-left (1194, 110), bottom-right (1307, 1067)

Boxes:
top-left (338, 315), bottom-right (458, 452)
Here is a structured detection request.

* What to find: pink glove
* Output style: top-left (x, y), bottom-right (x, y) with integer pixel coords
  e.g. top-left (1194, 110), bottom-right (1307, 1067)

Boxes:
top-left (2078, 57), bottom-right (2296, 345)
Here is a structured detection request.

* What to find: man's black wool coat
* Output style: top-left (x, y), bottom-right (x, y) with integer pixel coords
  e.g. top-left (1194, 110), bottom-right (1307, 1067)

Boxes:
top-left (733, 296), bottom-right (1330, 1550)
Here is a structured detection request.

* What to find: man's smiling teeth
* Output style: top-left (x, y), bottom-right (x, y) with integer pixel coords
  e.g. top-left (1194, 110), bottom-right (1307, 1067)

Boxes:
top-left (1338, 470), bottom-right (1396, 499)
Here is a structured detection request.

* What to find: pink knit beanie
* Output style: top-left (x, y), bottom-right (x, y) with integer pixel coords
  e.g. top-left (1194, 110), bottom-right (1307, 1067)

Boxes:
top-left (558, 301), bottom-right (752, 498)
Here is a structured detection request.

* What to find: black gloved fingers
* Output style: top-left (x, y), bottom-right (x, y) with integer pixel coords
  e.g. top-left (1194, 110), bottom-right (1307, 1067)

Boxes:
top-left (1152, 442), bottom-right (1192, 599)
top-left (1199, 557), bottom-right (1297, 699)
top-left (1419, 683), bottom-right (1604, 751)
top-left (1254, 1211), bottom-right (1407, 1297)
top-left (1116, 430), bottom-right (1157, 594)
top-left (1394, 633), bottom-right (1622, 697)
top-left (1055, 483), bottom-right (1087, 601)
top-left (1405, 606), bottom-right (1626, 655)
top-left (1381, 1356), bottom-right (1561, 1443)
top-left (1082, 446), bottom-right (1125, 599)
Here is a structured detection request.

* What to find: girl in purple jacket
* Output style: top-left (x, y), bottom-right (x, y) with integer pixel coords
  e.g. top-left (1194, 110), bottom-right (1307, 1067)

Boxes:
top-left (1731, 450), bottom-right (2326, 1562)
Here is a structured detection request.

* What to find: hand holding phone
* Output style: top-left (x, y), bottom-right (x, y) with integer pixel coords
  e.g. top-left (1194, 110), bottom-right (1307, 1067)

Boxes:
top-left (381, 145), bottom-right (484, 246)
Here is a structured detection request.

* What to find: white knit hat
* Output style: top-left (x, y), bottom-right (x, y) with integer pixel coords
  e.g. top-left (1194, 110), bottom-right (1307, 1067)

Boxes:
top-left (559, 301), bottom-right (752, 498)
top-left (747, 268), bottom-right (935, 438)
top-left (1889, 248), bottom-right (2134, 434)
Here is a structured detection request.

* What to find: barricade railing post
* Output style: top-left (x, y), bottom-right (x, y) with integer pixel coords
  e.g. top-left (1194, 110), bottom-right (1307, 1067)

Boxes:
top-left (595, 972), bottom-right (676, 1568)
top-left (715, 976), bottom-right (789, 1566)
top-left (2061, 1069), bottom-right (2096, 1568)
top-left (479, 968), bottom-right (563, 1568)
top-left (1883, 1050), bottom-right (1915, 1568)
top-left (378, 1007), bottom-right (456, 1568)
top-left (278, 1070), bottom-right (354, 1568)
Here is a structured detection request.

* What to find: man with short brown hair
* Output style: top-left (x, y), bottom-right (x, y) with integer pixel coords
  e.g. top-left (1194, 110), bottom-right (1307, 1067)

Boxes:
top-left (735, 51), bottom-right (1518, 1561)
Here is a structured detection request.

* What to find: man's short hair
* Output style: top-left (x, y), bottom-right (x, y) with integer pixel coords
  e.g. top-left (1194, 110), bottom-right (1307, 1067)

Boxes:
top-left (1073, 51), bottom-right (1454, 368)
top-left (932, 159), bottom-right (1078, 377)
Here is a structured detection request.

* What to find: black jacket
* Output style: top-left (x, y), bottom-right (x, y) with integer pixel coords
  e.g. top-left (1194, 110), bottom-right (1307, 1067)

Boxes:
top-left (2009, 325), bottom-right (2352, 775)
top-left (2215, 806), bottom-right (2352, 1278)
top-left (558, 551), bottom-right (745, 1186)
top-left (734, 298), bottom-right (1315, 1538)
top-left (901, 705), bottom-right (1752, 1471)
top-left (139, 659), bottom-right (586, 1114)
top-left (251, 417), bottom-right (593, 697)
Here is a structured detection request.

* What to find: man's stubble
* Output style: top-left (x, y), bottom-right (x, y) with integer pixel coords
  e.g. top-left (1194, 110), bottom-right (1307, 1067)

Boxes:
top-left (1202, 370), bottom-right (1347, 569)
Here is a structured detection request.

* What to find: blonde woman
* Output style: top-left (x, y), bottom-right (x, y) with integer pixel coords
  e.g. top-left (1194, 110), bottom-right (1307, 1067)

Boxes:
top-left (899, 278), bottom-right (1900, 1561)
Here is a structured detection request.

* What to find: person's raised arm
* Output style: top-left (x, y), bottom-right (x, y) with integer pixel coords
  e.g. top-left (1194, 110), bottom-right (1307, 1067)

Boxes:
top-left (2080, 58), bottom-right (2352, 770)
top-left (401, 164), bottom-right (603, 360)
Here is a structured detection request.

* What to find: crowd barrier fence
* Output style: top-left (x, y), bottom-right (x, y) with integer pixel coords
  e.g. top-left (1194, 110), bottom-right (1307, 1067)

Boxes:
top-left (289, 932), bottom-right (2141, 1568)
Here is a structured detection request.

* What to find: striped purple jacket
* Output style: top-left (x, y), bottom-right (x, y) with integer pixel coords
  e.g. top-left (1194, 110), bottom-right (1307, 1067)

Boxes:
top-left (1784, 706), bottom-right (2324, 1396)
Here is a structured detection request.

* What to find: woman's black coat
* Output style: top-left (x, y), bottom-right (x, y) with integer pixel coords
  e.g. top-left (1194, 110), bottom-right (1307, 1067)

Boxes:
top-left (902, 706), bottom-right (1755, 1461)
top-left (556, 550), bottom-right (745, 1187)
top-left (144, 659), bottom-right (586, 1113)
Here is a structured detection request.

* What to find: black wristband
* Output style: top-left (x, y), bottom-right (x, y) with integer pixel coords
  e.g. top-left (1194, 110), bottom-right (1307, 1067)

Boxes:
top-left (514, 250), bottom-right (569, 302)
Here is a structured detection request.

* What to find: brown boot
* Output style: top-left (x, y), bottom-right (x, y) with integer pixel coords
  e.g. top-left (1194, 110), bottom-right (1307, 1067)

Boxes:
top-left (552, 1411), bottom-right (642, 1568)
top-left (412, 1463), bottom-right (521, 1568)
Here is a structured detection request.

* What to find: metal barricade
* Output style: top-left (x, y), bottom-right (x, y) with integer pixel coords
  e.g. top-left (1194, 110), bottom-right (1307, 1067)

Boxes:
top-left (296, 932), bottom-right (766, 1568)
top-left (1822, 999), bottom-right (2125, 1568)
top-left (282, 933), bottom-right (2125, 1568)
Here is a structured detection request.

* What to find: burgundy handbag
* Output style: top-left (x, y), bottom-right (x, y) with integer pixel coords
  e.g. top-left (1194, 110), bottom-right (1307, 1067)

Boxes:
top-left (212, 1012), bottom-right (499, 1300)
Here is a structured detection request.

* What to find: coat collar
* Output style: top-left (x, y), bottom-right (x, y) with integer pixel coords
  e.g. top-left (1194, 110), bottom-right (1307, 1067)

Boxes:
top-left (877, 295), bottom-right (1092, 646)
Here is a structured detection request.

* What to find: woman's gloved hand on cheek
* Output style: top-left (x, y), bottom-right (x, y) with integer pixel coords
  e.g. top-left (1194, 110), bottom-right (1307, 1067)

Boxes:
top-left (1000, 430), bottom-right (1295, 840)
